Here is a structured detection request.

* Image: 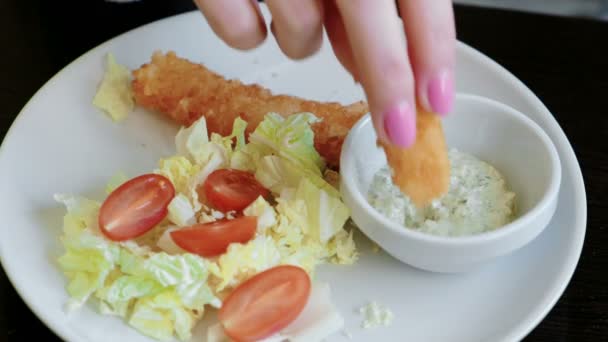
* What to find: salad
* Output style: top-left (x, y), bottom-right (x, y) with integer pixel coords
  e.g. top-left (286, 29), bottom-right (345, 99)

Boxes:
top-left (54, 97), bottom-right (358, 341)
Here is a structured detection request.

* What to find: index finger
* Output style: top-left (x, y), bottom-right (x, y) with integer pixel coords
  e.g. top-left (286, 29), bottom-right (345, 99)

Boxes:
top-left (335, 0), bottom-right (416, 148)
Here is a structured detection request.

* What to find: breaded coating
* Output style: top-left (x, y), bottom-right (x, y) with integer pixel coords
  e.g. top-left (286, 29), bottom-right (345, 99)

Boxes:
top-left (378, 108), bottom-right (450, 207)
top-left (131, 51), bottom-right (368, 169)
top-left (131, 51), bottom-right (449, 204)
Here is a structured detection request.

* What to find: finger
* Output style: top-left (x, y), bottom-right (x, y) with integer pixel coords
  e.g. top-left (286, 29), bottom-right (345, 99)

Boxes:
top-left (399, 0), bottom-right (456, 116)
top-left (322, 0), bottom-right (359, 81)
top-left (266, 0), bottom-right (324, 59)
top-left (194, 0), bottom-right (267, 50)
top-left (336, 0), bottom-right (416, 147)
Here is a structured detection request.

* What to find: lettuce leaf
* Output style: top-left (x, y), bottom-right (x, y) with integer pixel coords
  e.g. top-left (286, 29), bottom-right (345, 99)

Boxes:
top-left (156, 156), bottom-right (200, 196)
top-left (210, 235), bottom-right (282, 291)
top-left (230, 143), bottom-right (261, 172)
top-left (249, 112), bottom-right (325, 173)
top-left (175, 115), bottom-right (210, 162)
top-left (212, 116), bottom-right (247, 152)
top-left (276, 178), bottom-right (350, 244)
top-left (255, 155), bottom-right (340, 198)
top-left (243, 196), bottom-right (277, 233)
top-left (177, 115), bottom-right (246, 170)
top-left (167, 193), bottom-right (196, 227)
top-left (173, 116), bottom-right (247, 209)
top-left (129, 290), bottom-right (195, 341)
top-left (54, 194), bottom-right (219, 341)
top-left (92, 53), bottom-right (134, 122)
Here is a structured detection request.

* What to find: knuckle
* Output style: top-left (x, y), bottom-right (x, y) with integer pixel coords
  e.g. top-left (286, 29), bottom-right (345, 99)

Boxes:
top-left (380, 55), bottom-right (414, 86)
top-left (283, 9), bottom-right (322, 37)
top-left (219, 19), bottom-right (264, 49)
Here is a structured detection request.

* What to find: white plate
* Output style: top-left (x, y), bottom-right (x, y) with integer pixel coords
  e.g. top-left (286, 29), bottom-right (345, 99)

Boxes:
top-left (0, 7), bottom-right (586, 342)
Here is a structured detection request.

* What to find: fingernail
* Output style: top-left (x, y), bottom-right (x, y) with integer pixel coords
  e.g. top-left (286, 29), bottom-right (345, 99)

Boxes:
top-left (427, 70), bottom-right (454, 116)
top-left (383, 101), bottom-right (416, 148)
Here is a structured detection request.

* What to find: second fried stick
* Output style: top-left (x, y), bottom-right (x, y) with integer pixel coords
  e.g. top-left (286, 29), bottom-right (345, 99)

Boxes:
top-left (131, 51), bottom-right (449, 205)
top-left (378, 108), bottom-right (450, 207)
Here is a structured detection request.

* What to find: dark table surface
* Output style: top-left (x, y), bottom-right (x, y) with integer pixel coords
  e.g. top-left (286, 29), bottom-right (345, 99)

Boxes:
top-left (1, 0), bottom-right (607, 341)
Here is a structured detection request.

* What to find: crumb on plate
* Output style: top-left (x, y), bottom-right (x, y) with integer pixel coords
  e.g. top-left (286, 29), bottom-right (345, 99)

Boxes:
top-left (358, 301), bottom-right (394, 329)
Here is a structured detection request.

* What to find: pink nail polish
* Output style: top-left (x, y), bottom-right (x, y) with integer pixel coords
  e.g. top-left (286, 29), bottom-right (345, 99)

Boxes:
top-left (383, 101), bottom-right (416, 148)
top-left (427, 70), bottom-right (454, 116)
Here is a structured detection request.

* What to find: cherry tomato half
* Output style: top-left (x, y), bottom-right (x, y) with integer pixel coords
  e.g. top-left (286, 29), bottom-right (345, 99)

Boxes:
top-left (98, 173), bottom-right (175, 241)
top-left (218, 265), bottom-right (311, 341)
top-left (201, 169), bottom-right (270, 212)
top-left (170, 216), bottom-right (257, 257)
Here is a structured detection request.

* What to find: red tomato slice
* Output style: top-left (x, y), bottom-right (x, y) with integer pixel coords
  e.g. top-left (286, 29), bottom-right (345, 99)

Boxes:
top-left (99, 174), bottom-right (175, 241)
top-left (219, 265), bottom-right (311, 341)
top-left (201, 169), bottom-right (270, 212)
top-left (170, 216), bottom-right (257, 257)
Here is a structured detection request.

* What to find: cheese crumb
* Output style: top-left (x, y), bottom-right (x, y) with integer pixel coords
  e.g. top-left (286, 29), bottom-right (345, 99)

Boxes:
top-left (358, 301), bottom-right (394, 329)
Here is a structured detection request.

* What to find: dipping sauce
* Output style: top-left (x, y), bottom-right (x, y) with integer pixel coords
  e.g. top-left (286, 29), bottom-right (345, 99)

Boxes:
top-left (367, 149), bottom-right (516, 237)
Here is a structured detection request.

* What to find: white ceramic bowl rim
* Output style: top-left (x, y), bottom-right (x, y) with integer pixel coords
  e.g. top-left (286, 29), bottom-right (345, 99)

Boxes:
top-left (340, 93), bottom-right (562, 247)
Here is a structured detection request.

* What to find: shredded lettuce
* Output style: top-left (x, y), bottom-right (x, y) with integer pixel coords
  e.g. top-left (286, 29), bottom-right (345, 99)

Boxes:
top-left (155, 155), bottom-right (205, 212)
top-left (214, 116), bottom-right (248, 151)
top-left (54, 111), bottom-right (359, 342)
top-left (210, 235), bottom-right (282, 291)
top-left (156, 156), bottom-right (200, 195)
top-left (176, 115), bottom-right (246, 167)
top-left (243, 196), bottom-right (277, 233)
top-left (249, 112), bottom-right (325, 173)
top-left (228, 143), bottom-right (256, 172)
top-left (171, 116), bottom-right (249, 210)
top-left (92, 53), bottom-right (134, 122)
top-left (129, 290), bottom-right (195, 341)
top-left (175, 114), bottom-right (210, 163)
top-left (167, 194), bottom-right (195, 227)
top-left (255, 155), bottom-right (340, 198)
top-left (327, 230), bottom-right (358, 265)
top-left (276, 178), bottom-right (350, 244)
top-left (55, 194), bottom-right (218, 341)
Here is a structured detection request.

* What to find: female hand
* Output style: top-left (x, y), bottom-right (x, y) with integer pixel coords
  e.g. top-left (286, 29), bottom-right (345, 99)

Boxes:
top-left (194, 0), bottom-right (456, 148)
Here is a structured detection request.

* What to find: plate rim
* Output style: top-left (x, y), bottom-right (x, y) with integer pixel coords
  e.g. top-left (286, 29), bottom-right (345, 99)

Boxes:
top-left (455, 42), bottom-right (587, 341)
top-left (0, 9), bottom-right (587, 342)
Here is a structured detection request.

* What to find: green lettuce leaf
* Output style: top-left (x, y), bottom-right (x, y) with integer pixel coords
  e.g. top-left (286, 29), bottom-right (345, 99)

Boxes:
top-left (95, 273), bottom-right (162, 317)
top-left (54, 194), bottom-right (118, 310)
top-left (243, 196), bottom-right (277, 233)
top-left (255, 155), bottom-right (340, 198)
top-left (54, 194), bottom-right (219, 341)
top-left (92, 53), bottom-right (134, 122)
top-left (217, 116), bottom-right (247, 151)
top-left (129, 290), bottom-right (195, 341)
top-left (230, 143), bottom-right (264, 172)
top-left (167, 193), bottom-right (195, 227)
top-left (175, 115), bottom-right (210, 163)
top-left (172, 115), bottom-right (231, 188)
top-left (249, 112), bottom-right (325, 173)
top-left (276, 178), bottom-right (350, 244)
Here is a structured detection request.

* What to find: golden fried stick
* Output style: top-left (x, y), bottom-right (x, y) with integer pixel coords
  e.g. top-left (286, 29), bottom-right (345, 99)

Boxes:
top-left (131, 51), bottom-right (449, 204)
top-left (378, 108), bottom-right (450, 206)
top-left (131, 51), bottom-right (368, 169)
